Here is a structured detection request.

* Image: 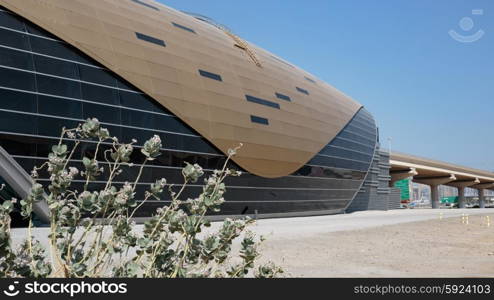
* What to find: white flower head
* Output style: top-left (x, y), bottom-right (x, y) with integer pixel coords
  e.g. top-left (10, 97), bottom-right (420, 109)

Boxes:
top-left (69, 167), bottom-right (79, 176)
top-left (67, 131), bottom-right (76, 139)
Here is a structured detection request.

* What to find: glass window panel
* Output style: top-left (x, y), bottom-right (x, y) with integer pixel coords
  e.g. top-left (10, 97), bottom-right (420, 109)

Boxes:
top-left (15, 159), bottom-right (39, 179)
top-left (352, 117), bottom-right (375, 129)
top-left (33, 54), bottom-right (78, 79)
top-left (0, 88), bottom-right (37, 112)
top-left (24, 22), bottom-right (57, 39)
top-left (121, 108), bottom-right (196, 136)
top-left (115, 77), bottom-right (136, 91)
top-left (0, 28), bottom-right (30, 50)
top-left (304, 77), bottom-right (316, 84)
top-left (319, 147), bottom-right (372, 163)
top-left (245, 95), bottom-right (280, 109)
top-left (182, 135), bottom-right (216, 154)
top-left (250, 115), bottom-right (269, 125)
top-left (131, 0), bottom-right (160, 11)
top-left (225, 188), bottom-right (356, 202)
top-left (0, 67), bottom-right (36, 91)
top-left (78, 64), bottom-right (116, 87)
top-left (293, 165), bottom-right (366, 180)
top-left (149, 167), bottom-right (184, 184)
top-left (119, 90), bottom-right (160, 112)
top-left (346, 123), bottom-right (376, 137)
top-left (35, 138), bottom-right (64, 159)
top-left (158, 115), bottom-right (196, 135)
top-left (199, 70), bottom-right (222, 81)
top-left (82, 102), bottom-right (121, 125)
top-left (36, 74), bottom-right (81, 99)
top-left (29, 36), bottom-right (79, 61)
top-left (354, 112), bottom-right (373, 122)
top-left (0, 46), bottom-right (34, 70)
top-left (159, 132), bottom-right (183, 151)
top-left (0, 110), bottom-right (36, 134)
top-left (275, 92), bottom-right (291, 102)
top-left (339, 130), bottom-right (376, 145)
top-left (0, 133), bottom-right (37, 156)
top-left (119, 127), bottom-right (144, 146)
top-left (28, 33), bottom-right (97, 66)
top-left (71, 51), bottom-right (97, 66)
top-left (296, 87), bottom-right (309, 95)
top-left (172, 22), bottom-right (196, 34)
top-left (330, 138), bottom-right (375, 155)
top-left (37, 115), bottom-right (79, 137)
top-left (38, 95), bottom-right (82, 119)
top-left (0, 11), bottom-right (25, 31)
top-left (310, 155), bottom-right (369, 171)
top-left (121, 109), bottom-right (155, 129)
top-left (81, 83), bottom-right (119, 105)
top-left (135, 32), bottom-right (166, 47)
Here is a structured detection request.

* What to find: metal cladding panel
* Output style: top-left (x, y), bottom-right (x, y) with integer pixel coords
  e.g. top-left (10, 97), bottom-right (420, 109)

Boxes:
top-left (0, 0), bottom-right (362, 178)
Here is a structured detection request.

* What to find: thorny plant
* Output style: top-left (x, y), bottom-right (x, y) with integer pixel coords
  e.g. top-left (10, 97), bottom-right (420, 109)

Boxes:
top-left (0, 118), bottom-right (283, 278)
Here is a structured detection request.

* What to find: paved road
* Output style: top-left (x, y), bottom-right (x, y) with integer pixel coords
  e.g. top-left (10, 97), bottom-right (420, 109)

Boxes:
top-left (11, 208), bottom-right (492, 244)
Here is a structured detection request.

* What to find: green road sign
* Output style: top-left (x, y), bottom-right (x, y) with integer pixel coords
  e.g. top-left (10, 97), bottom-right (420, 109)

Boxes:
top-left (394, 179), bottom-right (410, 201)
top-left (441, 196), bottom-right (458, 204)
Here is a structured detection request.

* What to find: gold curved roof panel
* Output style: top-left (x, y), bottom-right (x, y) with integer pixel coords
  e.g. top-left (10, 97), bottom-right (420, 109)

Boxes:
top-left (0, 0), bottom-right (362, 178)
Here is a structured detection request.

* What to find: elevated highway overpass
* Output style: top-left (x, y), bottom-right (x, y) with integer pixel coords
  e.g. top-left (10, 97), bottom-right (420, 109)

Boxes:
top-left (390, 152), bottom-right (494, 209)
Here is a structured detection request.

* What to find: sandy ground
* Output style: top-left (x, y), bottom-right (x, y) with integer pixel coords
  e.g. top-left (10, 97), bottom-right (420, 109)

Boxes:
top-left (11, 208), bottom-right (494, 277)
top-left (253, 209), bottom-right (494, 277)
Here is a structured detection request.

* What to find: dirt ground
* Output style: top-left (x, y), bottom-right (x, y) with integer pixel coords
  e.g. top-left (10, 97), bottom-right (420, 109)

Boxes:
top-left (258, 213), bottom-right (494, 277)
top-left (11, 209), bottom-right (494, 278)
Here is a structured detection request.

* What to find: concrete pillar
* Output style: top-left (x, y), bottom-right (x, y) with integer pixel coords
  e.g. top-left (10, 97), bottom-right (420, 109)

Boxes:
top-left (449, 178), bottom-right (480, 209)
top-left (430, 185), bottom-right (440, 209)
top-left (414, 175), bottom-right (457, 209)
top-left (458, 187), bottom-right (466, 208)
top-left (478, 189), bottom-right (485, 208)
top-left (473, 183), bottom-right (494, 208)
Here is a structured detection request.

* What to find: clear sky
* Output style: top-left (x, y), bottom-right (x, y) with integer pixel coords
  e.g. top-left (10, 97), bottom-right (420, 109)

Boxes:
top-left (158, 0), bottom-right (494, 171)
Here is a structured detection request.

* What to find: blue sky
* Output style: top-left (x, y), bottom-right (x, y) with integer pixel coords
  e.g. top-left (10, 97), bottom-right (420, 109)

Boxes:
top-left (159, 0), bottom-right (494, 171)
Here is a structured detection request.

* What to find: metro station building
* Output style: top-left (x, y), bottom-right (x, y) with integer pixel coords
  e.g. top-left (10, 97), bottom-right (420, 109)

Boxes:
top-left (7, 0), bottom-right (485, 223)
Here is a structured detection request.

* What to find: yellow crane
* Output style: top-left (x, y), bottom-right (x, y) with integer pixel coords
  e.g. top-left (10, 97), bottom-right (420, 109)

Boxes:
top-left (225, 31), bottom-right (263, 68)
top-left (184, 12), bottom-right (262, 68)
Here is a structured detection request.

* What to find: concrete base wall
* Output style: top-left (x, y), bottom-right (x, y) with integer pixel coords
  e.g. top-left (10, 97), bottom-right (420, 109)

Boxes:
top-left (388, 188), bottom-right (402, 210)
top-left (347, 149), bottom-right (395, 212)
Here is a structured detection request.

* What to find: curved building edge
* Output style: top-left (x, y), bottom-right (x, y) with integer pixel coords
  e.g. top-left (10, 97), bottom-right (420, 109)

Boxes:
top-left (0, 4), bottom-right (380, 223)
top-left (0, 0), bottom-right (363, 178)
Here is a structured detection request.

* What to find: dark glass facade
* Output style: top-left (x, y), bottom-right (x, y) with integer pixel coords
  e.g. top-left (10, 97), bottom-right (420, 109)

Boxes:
top-left (0, 7), bottom-right (377, 219)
